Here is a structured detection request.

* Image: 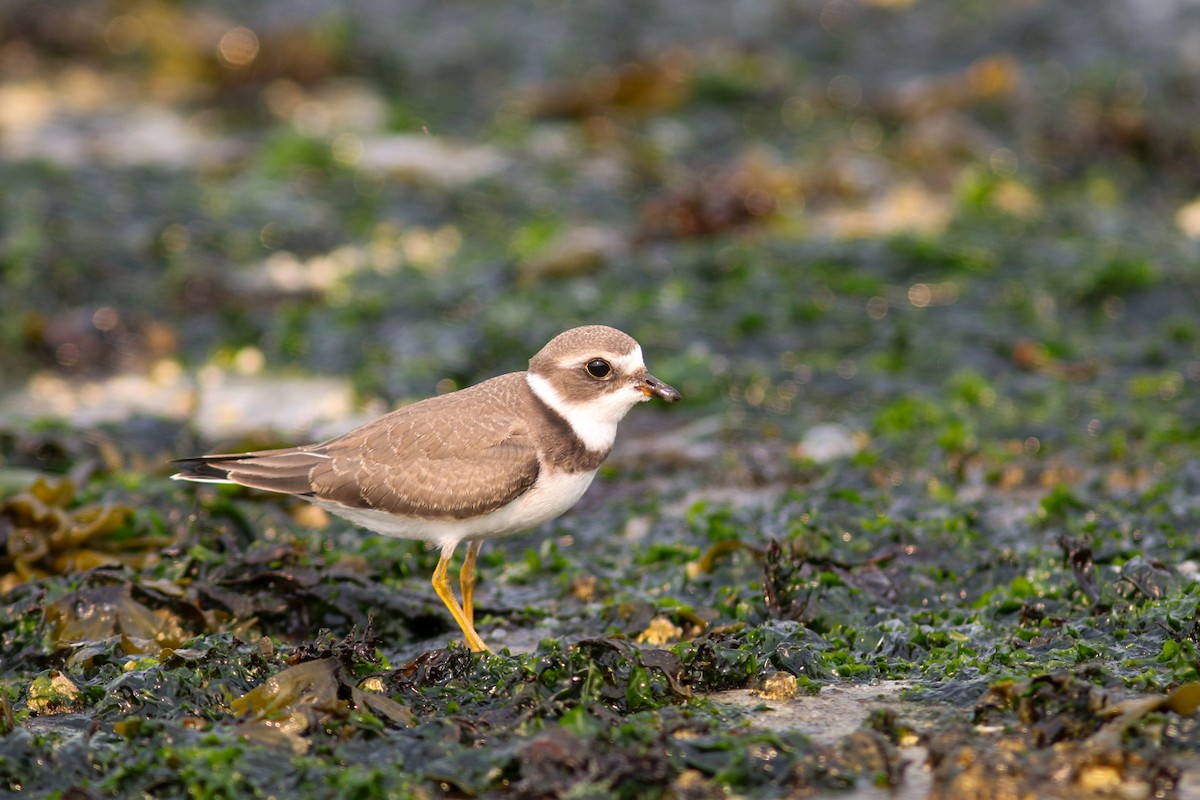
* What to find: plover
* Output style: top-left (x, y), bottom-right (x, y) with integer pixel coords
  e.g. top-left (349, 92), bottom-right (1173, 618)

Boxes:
top-left (173, 325), bottom-right (680, 652)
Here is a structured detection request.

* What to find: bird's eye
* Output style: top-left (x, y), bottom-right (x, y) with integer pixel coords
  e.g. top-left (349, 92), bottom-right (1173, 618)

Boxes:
top-left (585, 359), bottom-right (612, 379)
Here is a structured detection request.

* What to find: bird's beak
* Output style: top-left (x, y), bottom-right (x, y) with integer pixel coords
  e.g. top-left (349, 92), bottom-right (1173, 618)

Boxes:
top-left (639, 373), bottom-right (681, 402)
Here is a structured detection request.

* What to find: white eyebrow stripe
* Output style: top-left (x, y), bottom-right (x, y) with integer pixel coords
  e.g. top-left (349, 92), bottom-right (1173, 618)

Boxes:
top-left (559, 344), bottom-right (644, 373)
top-left (610, 344), bottom-right (645, 373)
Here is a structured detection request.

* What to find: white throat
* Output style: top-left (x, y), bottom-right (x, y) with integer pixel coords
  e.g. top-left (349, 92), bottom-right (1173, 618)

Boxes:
top-left (526, 371), bottom-right (643, 452)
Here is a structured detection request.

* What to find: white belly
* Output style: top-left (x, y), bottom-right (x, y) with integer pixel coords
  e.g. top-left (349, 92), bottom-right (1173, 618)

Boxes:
top-left (315, 469), bottom-right (598, 552)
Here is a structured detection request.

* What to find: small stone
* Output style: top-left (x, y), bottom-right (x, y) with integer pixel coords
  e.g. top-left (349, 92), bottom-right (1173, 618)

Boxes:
top-left (571, 573), bottom-right (600, 602)
top-left (359, 676), bottom-right (386, 693)
top-left (636, 615), bottom-right (684, 645)
top-left (795, 423), bottom-right (864, 464)
top-left (291, 503), bottom-right (329, 529)
top-left (519, 225), bottom-right (626, 283)
top-left (753, 671), bottom-right (799, 701)
top-left (26, 671), bottom-right (80, 715)
top-left (355, 134), bottom-right (506, 186)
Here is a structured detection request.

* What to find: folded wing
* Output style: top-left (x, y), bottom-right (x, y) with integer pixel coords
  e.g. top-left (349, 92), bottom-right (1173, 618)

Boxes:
top-left (172, 374), bottom-right (541, 521)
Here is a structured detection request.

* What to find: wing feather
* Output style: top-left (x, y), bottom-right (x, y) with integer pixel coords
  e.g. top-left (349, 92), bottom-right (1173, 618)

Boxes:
top-left (173, 373), bottom-right (541, 520)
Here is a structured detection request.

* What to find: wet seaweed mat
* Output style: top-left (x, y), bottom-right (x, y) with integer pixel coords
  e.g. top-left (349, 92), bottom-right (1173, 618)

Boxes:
top-left (2, 626), bottom-right (903, 798)
top-left (4, 0), bottom-right (1200, 797)
top-left (3, 458), bottom-right (1200, 796)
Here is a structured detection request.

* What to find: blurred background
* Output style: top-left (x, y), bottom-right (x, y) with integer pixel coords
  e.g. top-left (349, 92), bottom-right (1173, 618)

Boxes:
top-left (4, 4), bottom-right (1200, 795)
top-left (2, 0), bottom-right (1198, 470)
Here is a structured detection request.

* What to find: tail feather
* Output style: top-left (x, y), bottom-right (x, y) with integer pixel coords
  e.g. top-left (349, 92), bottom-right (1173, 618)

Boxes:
top-left (171, 458), bottom-right (236, 484)
top-left (171, 448), bottom-right (325, 496)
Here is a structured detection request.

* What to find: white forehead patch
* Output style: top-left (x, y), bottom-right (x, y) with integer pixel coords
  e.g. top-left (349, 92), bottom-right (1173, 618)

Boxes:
top-left (612, 344), bottom-right (645, 374)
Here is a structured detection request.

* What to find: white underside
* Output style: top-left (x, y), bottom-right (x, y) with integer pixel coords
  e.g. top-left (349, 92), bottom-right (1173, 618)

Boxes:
top-left (315, 468), bottom-right (598, 552)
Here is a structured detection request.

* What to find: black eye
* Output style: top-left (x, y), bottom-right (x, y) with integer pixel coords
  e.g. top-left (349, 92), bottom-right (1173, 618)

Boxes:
top-left (585, 359), bottom-right (612, 379)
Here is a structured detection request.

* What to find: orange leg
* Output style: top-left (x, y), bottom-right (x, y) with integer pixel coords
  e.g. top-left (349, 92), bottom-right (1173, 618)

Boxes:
top-left (461, 540), bottom-right (482, 629)
top-left (431, 543), bottom-right (490, 653)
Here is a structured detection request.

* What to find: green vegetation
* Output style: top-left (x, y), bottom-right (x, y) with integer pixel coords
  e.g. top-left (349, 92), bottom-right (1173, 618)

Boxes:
top-left (3, 0), bottom-right (1200, 797)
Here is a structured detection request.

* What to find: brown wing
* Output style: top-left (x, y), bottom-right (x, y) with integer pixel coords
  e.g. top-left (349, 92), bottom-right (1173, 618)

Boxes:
top-left (173, 373), bottom-right (541, 520)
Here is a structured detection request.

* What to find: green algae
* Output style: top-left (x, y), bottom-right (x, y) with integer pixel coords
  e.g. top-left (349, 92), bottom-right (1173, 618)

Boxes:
top-left (3, 0), bottom-right (1200, 797)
